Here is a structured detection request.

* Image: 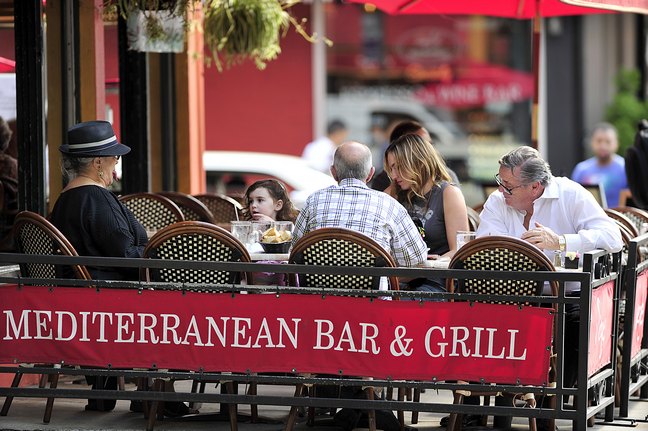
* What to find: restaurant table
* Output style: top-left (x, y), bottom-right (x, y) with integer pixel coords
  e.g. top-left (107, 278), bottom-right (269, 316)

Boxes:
top-left (249, 253), bottom-right (289, 261)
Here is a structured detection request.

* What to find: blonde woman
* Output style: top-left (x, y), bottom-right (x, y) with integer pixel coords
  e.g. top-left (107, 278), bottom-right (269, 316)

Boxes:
top-left (384, 133), bottom-right (468, 295)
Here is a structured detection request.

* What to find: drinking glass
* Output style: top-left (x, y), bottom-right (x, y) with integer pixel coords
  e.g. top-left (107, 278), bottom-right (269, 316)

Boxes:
top-left (274, 221), bottom-right (294, 241)
top-left (230, 221), bottom-right (252, 246)
top-left (252, 221), bottom-right (274, 243)
top-left (456, 231), bottom-right (476, 250)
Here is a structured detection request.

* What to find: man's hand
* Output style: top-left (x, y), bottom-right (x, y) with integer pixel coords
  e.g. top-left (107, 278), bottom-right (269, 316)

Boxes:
top-left (520, 221), bottom-right (560, 250)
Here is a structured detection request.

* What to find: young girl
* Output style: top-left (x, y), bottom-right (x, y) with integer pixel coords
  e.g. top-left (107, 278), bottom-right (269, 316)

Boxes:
top-left (243, 179), bottom-right (298, 286)
top-left (244, 179), bottom-right (299, 223)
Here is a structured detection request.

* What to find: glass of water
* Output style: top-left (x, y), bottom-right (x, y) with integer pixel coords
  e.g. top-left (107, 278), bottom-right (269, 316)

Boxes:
top-left (230, 221), bottom-right (252, 246)
top-left (456, 231), bottom-right (476, 250)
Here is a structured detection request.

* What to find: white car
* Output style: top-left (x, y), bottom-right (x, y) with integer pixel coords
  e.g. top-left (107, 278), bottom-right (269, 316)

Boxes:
top-left (203, 151), bottom-right (337, 209)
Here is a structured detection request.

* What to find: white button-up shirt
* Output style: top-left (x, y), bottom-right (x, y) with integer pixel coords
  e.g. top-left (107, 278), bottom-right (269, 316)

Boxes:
top-left (477, 176), bottom-right (623, 257)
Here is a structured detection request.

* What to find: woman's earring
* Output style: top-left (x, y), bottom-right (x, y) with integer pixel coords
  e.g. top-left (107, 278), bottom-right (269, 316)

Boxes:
top-left (98, 170), bottom-right (104, 179)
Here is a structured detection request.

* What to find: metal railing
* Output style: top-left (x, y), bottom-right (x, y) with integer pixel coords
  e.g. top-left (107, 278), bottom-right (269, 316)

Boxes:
top-left (0, 250), bottom-right (621, 430)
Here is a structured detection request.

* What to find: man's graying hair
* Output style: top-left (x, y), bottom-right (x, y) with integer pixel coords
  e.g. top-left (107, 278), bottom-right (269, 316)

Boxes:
top-left (61, 155), bottom-right (95, 181)
top-left (333, 145), bottom-right (372, 180)
top-left (499, 146), bottom-right (552, 186)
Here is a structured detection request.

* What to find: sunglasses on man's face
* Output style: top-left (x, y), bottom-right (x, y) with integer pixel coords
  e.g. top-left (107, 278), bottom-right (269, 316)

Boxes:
top-left (494, 173), bottom-right (524, 195)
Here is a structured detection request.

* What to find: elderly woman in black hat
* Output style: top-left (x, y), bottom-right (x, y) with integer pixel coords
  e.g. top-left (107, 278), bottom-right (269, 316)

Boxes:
top-left (49, 120), bottom-right (147, 281)
top-left (49, 121), bottom-right (148, 412)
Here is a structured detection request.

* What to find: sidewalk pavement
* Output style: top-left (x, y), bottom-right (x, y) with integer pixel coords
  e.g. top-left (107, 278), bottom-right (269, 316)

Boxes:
top-left (1, 378), bottom-right (647, 431)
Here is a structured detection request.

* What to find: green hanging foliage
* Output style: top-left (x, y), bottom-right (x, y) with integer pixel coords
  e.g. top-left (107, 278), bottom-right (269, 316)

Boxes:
top-left (203, 0), bottom-right (331, 71)
top-left (605, 69), bottom-right (648, 156)
top-left (107, 0), bottom-right (331, 70)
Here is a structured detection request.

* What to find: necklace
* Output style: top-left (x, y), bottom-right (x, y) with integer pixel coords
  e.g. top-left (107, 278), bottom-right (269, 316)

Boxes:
top-left (77, 174), bottom-right (104, 187)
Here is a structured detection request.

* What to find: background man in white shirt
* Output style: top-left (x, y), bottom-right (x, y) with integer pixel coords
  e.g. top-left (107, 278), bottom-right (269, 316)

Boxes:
top-left (302, 119), bottom-right (348, 174)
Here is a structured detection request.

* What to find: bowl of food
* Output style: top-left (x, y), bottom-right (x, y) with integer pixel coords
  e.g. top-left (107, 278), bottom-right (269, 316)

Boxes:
top-left (260, 226), bottom-right (292, 253)
top-left (260, 241), bottom-right (291, 253)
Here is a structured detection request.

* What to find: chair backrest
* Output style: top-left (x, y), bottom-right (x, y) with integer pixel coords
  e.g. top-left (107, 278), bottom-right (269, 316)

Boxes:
top-left (118, 192), bottom-right (184, 232)
top-left (447, 235), bottom-right (556, 302)
top-left (143, 221), bottom-right (252, 285)
top-left (193, 193), bottom-right (243, 225)
top-left (466, 206), bottom-right (480, 232)
top-left (611, 206), bottom-right (648, 234)
top-left (158, 191), bottom-right (216, 224)
top-left (605, 208), bottom-right (638, 237)
top-left (288, 227), bottom-right (399, 291)
top-left (613, 219), bottom-right (634, 248)
top-left (12, 211), bottom-right (92, 280)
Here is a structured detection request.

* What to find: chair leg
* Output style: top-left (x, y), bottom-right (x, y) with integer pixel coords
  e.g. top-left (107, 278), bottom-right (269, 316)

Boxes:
top-left (0, 371), bottom-right (23, 416)
top-left (307, 385), bottom-right (316, 426)
top-left (547, 395), bottom-right (556, 431)
top-left (365, 387), bottom-right (377, 431)
top-left (285, 384), bottom-right (307, 431)
top-left (411, 388), bottom-right (420, 424)
top-left (146, 379), bottom-right (165, 431)
top-left (189, 380), bottom-right (200, 409)
top-left (447, 392), bottom-right (464, 431)
top-left (396, 387), bottom-right (405, 428)
top-left (39, 373), bottom-right (47, 388)
top-left (248, 382), bottom-right (258, 422)
top-left (529, 416), bottom-right (537, 431)
top-left (225, 382), bottom-right (238, 431)
top-left (117, 376), bottom-right (126, 391)
top-left (481, 395), bottom-right (490, 427)
top-left (43, 373), bottom-right (59, 423)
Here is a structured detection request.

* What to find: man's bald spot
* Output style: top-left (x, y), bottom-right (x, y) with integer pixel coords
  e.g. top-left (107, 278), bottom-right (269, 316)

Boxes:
top-left (337, 141), bottom-right (371, 163)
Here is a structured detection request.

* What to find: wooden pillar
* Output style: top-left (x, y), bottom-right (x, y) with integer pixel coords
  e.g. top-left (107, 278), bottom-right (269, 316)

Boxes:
top-left (78, 0), bottom-right (106, 122)
top-left (46, 1), bottom-right (63, 212)
top-left (118, 15), bottom-right (150, 194)
top-left (175, 4), bottom-right (205, 195)
top-left (149, 53), bottom-right (164, 192)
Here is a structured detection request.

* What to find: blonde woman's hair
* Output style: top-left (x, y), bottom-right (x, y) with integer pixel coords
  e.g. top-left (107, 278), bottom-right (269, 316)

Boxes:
top-left (384, 134), bottom-right (452, 205)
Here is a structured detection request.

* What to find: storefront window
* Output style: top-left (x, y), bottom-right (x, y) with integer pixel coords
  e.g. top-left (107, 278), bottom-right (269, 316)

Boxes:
top-left (325, 4), bottom-right (532, 191)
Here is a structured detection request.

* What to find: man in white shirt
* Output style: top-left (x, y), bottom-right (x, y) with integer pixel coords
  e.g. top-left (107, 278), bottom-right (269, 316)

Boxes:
top-left (302, 119), bottom-right (348, 173)
top-left (475, 146), bottom-right (622, 431)
top-left (477, 145), bottom-right (622, 266)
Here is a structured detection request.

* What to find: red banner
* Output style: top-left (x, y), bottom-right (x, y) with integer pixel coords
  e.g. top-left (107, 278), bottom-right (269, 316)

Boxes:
top-left (632, 271), bottom-right (648, 358)
top-left (0, 284), bottom-right (554, 385)
top-left (588, 281), bottom-right (615, 377)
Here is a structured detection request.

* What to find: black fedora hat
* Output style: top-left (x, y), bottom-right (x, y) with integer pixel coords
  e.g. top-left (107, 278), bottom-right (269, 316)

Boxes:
top-left (60, 120), bottom-right (131, 157)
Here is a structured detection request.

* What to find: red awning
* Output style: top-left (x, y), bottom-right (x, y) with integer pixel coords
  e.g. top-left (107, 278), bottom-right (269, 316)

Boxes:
top-left (0, 57), bottom-right (15, 73)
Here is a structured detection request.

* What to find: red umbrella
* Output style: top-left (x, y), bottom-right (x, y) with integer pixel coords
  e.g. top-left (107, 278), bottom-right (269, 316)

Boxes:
top-left (347, 0), bottom-right (612, 149)
top-left (0, 57), bottom-right (16, 73)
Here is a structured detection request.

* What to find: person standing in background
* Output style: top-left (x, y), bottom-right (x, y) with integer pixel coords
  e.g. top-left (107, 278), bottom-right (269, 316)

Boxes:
top-left (302, 119), bottom-right (348, 174)
top-left (571, 122), bottom-right (627, 208)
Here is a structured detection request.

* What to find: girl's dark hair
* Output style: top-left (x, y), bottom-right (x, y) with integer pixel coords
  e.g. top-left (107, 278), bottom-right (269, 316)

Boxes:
top-left (243, 179), bottom-right (299, 222)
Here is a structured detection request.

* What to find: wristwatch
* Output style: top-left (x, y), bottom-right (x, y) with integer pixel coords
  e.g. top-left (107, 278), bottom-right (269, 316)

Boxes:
top-left (558, 235), bottom-right (566, 252)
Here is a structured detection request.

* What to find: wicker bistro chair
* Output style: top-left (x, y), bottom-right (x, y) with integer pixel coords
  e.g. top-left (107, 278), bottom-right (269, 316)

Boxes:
top-left (612, 206), bottom-right (648, 235)
top-left (466, 206), bottom-right (481, 232)
top-left (142, 221), bottom-right (253, 431)
top-left (157, 191), bottom-right (216, 224)
top-left (444, 236), bottom-right (558, 431)
top-left (287, 227), bottom-right (399, 291)
top-left (2, 211), bottom-right (99, 423)
top-left (118, 192), bottom-right (184, 234)
top-left (605, 208), bottom-right (639, 238)
top-left (284, 228), bottom-right (400, 431)
top-left (193, 193), bottom-right (243, 226)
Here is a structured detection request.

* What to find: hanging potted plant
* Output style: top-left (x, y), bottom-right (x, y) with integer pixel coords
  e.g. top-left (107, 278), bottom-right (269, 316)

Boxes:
top-left (107, 0), bottom-right (192, 53)
top-left (203, 0), bottom-right (330, 71)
